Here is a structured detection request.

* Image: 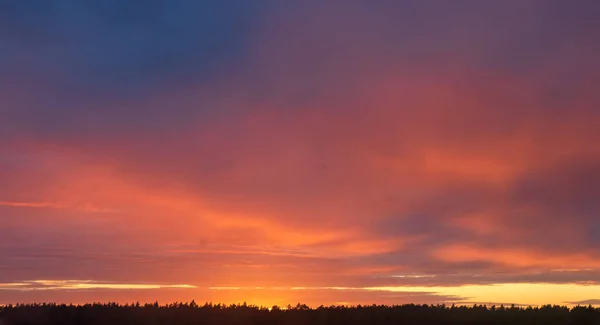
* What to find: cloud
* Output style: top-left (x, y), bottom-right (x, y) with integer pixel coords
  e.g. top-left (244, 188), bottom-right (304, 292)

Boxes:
top-left (0, 0), bottom-right (260, 91)
top-left (565, 299), bottom-right (600, 306)
top-left (0, 201), bottom-right (119, 213)
top-left (0, 201), bottom-right (65, 209)
top-left (0, 280), bottom-right (195, 291)
top-left (1, 0), bottom-right (600, 305)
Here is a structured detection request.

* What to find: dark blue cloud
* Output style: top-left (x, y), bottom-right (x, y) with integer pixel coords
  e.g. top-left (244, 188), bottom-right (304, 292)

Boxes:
top-left (2, 0), bottom-right (599, 141)
top-left (1, 0), bottom-right (270, 141)
top-left (1, 0), bottom-right (263, 94)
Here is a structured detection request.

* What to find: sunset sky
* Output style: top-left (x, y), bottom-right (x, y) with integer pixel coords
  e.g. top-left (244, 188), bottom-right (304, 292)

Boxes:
top-left (1, 0), bottom-right (600, 307)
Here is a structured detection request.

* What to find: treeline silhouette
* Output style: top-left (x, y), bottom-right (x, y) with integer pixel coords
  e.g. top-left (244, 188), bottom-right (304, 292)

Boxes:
top-left (1, 302), bottom-right (600, 325)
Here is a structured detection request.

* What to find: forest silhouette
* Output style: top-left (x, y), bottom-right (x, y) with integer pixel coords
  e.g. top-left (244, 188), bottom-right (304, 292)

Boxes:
top-left (1, 302), bottom-right (600, 325)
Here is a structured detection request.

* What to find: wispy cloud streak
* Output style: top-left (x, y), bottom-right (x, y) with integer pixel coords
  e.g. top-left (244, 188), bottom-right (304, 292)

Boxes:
top-left (0, 280), bottom-right (196, 291)
top-left (0, 201), bottom-right (119, 213)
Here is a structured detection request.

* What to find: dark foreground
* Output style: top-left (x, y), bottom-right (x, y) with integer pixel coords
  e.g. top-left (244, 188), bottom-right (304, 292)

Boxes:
top-left (1, 303), bottom-right (600, 325)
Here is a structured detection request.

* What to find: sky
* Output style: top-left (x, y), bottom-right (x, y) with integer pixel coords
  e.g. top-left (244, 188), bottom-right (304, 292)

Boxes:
top-left (1, 0), bottom-right (600, 307)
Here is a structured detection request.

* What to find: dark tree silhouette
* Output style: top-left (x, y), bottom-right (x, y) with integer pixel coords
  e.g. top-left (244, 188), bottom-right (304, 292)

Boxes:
top-left (0, 302), bottom-right (599, 325)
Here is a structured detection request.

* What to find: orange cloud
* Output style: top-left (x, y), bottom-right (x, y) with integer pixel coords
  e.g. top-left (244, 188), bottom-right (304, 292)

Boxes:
top-left (434, 245), bottom-right (600, 269)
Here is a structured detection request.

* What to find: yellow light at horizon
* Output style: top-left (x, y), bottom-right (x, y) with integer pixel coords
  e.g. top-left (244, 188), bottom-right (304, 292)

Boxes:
top-left (364, 283), bottom-right (600, 306)
top-left (207, 283), bottom-right (600, 306)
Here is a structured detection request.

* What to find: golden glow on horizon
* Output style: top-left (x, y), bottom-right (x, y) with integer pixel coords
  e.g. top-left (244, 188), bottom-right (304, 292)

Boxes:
top-left (207, 283), bottom-right (600, 306)
top-left (364, 284), bottom-right (600, 306)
